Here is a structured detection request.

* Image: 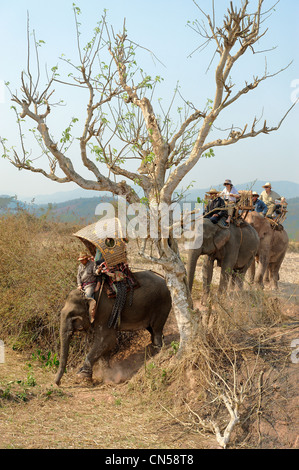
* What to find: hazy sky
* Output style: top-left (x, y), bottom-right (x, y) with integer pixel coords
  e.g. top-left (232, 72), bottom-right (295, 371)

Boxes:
top-left (0, 0), bottom-right (298, 199)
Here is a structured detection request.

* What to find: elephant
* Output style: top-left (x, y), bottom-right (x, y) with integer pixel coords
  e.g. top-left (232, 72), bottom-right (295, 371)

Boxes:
top-left (55, 270), bottom-right (172, 386)
top-left (186, 218), bottom-right (260, 301)
top-left (245, 211), bottom-right (289, 289)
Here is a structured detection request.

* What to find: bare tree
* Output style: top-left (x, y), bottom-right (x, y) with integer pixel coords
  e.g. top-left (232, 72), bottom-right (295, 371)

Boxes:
top-left (1, 1), bottom-right (296, 351)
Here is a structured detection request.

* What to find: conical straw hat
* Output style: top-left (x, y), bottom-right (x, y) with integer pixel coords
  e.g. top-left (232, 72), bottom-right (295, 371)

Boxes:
top-left (74, 218), bottom-right (127, 267)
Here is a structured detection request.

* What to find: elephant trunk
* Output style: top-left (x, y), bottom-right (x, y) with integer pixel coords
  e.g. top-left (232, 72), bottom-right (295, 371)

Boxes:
top-left (55, 319), bottom-right (73, 386)
top-left (186, 250), bottom-right (200, 291)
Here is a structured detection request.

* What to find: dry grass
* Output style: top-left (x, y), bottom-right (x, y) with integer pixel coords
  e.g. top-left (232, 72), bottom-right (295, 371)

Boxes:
top-left (128, 288), bottom-right (295, 442)
top-left (0, 211), bottom-right (85, 363)
top-left (0, 212), bottom-right (298, 449)
top-left (288, 240), bottom-right (299, 253)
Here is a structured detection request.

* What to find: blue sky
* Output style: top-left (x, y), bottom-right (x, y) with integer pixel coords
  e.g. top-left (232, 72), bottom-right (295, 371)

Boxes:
top-left (0, 0), bottom-right (298, 199)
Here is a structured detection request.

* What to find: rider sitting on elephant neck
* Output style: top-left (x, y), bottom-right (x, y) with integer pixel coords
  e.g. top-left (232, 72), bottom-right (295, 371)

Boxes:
top-left (251, 191), bottom-right (268, 216)
top-left (219, 179), bottom-right (240, 226)
top-left (204, 189), bottom-right (228, 226)
top-left (259, 182), bottom-right (285, 218)
top-left (77, 252), bottom-right (97, 299)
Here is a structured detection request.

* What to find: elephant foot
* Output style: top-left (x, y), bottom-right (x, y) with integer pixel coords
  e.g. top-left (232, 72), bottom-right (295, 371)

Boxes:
top-left (76, 366), bottom-right (93, 383)
top-left (269, 283), bottom-right (279, 291)
top-left (254, 281), bottom-right (264, 290)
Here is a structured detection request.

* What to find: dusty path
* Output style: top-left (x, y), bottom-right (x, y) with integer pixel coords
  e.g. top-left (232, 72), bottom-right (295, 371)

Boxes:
top-left (0, 331), bottom-right (210, 449)
top-left (0, 253), bottom-right (298, 449)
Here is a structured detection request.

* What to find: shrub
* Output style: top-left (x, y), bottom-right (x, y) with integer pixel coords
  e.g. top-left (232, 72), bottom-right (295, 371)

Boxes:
top-left (288, 240), bottom-right (299, 253)
top-left (0, 211), bottom-right (83, 355)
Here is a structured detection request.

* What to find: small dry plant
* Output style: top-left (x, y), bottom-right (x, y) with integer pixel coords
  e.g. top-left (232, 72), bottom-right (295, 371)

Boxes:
top-left (129, 287), bottom-right (290, 448)
top-left (288, 241), bottom-right (299, 253)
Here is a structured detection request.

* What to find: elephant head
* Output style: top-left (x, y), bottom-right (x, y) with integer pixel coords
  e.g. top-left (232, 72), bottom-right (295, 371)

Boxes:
top-left (187, 219), bottom-right (231, 290)
top-left (55, 290), bottom-right (95, 386)
top-left (55, 271), bottom-right (172, 386)
top-left (246, 212), bottom-right (271, 240)
top-left (245, 211), bottom-right (288, 287)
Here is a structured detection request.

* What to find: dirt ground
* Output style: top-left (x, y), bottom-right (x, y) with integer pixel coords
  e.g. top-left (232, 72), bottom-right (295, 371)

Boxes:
top-left (0, 252), bottom-right (298, 450)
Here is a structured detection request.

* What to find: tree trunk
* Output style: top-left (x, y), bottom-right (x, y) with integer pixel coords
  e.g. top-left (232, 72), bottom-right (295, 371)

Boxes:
top-left (162, 255), bottom-right (197, 353)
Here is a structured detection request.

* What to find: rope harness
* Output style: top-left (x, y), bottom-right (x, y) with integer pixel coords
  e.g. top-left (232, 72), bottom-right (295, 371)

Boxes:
top-left (107, 280), bottom-right (128, 329)
top-left (90, 266), bottom-right (138, 329)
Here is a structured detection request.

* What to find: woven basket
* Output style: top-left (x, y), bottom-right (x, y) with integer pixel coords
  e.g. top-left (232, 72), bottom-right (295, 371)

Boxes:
top-left (237, 190), bottom-right (253, 209)
top-left (74, 218), bottom-right (127, 267)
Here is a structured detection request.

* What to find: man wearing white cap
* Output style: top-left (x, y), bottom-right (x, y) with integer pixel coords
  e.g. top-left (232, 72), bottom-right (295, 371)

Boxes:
top-left (259, 182), bottom-right (284, 217)
top-left (219, 179), bottom-right (240, 225)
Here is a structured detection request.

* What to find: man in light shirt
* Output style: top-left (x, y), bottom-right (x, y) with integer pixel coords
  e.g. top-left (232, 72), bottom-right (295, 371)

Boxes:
top-left (77, 252), bottom-right (97, 299)
top-left (259, 182), bottom-right (285, 217)
top-left (220, 179), bottom-right (240, 225)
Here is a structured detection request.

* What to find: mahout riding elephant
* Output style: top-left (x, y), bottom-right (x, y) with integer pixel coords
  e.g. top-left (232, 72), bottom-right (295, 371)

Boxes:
top-left (55, 270), bottom-right (172, 385)
top-left (245, 211), bottom-right (289, 289)
top-left (186, 218), bottom-right (260, 302)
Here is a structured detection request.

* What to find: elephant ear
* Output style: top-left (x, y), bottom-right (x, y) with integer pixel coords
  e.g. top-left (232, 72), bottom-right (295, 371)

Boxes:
top-left (214, 228), bottom-right (231, 251)
top-left (252, 214), bottom-right (268, 239)
top-left (87, 298), bottom-right (97, 322)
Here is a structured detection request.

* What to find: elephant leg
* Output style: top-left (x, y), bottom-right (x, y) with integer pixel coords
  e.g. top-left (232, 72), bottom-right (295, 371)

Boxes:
top-left (268, 258), bottom-right (284, 289)
top-left (78, 327), bottom-right (117, 379)
top-left (248, 259), bottom-right (255, 283)
top-left (187, 251), bottom-right (200, 292)
top-left (267, 264), bottom-right (276, 289)
top-left (230, 271), bottom-right (237, 290)
top-left (271, 246), bottom-right (286, 289)
top-left (230, 267), bottom-right (245, 290)
top-left (231, 270), bottom-right (244, 290)
top-left (235, 255), bottom-right (256, 290)
top-left (219, 244), bottom-right (240, 294)
top-left (254, 254), bottom-right (269, 288)
top-left (146, 326), bottom-right (163, 348)
top-left (264, 267), bottom-right (270, 284)
top-left (219, 256), bottom-right (237, 294)
top-left (219, 268), bottom-right (231, 294)
top-left (270, 269), bottom-right (279, 289)
top-left (202, 256), bottom-right (214, 303)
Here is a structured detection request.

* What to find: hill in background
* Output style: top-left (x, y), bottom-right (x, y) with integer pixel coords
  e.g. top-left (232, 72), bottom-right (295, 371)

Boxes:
top-left (284, 197), bottom-right (299, 240)
top-left (183, 180), bottom-right (299, 201)
top-left (1, 180), bottom-right (299, 240)
top-left (6, 179), bottom-right (299, 205)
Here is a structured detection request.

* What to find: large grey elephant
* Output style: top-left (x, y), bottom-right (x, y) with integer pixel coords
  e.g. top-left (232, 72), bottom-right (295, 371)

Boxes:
top-left (245, 211), bottom-right (289, 288)
top-left (186, 218), bottom-right (260, 300)
top-left (55, 270), bottom-right (172, 385)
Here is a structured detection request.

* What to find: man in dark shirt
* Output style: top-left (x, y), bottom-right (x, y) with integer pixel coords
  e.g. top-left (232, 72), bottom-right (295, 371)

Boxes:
top-left (204, 188), bottom-right (228, 225)
top-left (252, 191), bottom-right (267, 216)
